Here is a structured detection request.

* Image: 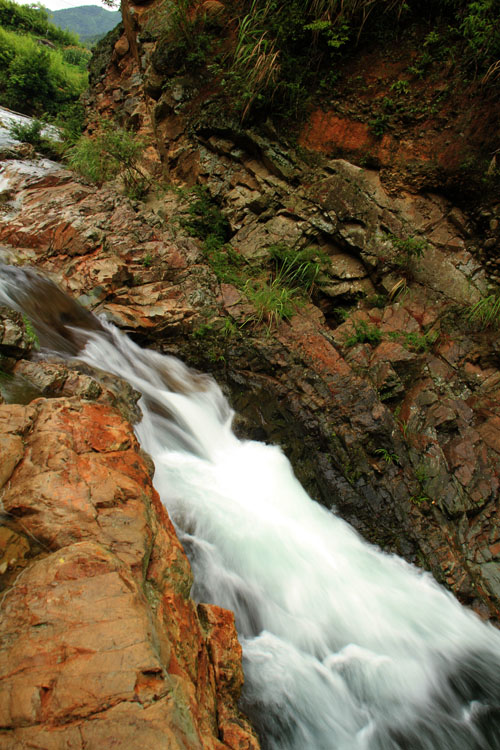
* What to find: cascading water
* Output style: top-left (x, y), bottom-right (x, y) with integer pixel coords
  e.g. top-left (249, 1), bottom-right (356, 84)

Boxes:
top-left (1, 265), bottom-right (500, 750)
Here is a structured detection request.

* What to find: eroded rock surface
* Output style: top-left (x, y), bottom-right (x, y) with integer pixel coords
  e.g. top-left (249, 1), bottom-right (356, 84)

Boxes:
top-left (0, 327), bottom-right (259, 750)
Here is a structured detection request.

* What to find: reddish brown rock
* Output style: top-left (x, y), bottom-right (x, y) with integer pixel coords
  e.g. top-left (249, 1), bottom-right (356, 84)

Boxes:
top-left (0, 392), bottom-right (260, 750)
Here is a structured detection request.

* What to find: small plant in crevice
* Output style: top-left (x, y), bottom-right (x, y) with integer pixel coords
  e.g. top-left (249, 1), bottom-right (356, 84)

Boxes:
top-left (268, 243), bottom-right (322, 293)
top-left (398, 418), bottom-right (410, 440)
top-left (22, 314), bottom-right (39, 349)
top-left (388, 328), bottom-right (439, 353)
top-left (375, 448), bottom-right (400, 464)
top-left (344, 319), bottom-right (382, 347)
top-left (390, 78), bottom-right (410, 95)
top-left (8, 118), bottom-right (59, 158)
top-left (465, 293), bottom-right (500, 329)
top-left (410, 494), bottom-right (431, 506)
top-left (369, 113), bottom-right (391, 137)
top-left (243, 277), bottom-right (297, 331)
top-left (384, 232), bottom-right (428, 278)
top-left (182, 185), bottom-right (231, 247)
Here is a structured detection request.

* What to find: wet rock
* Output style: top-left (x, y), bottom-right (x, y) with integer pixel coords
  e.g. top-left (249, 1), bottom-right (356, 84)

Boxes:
top-left (0, 392), bottom-right (259, 749)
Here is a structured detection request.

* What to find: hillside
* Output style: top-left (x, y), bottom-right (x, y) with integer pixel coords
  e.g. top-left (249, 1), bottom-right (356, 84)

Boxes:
top-left (50, 5), bottom-right (120, 43)
top-left (0, 0), bottom-right (89, 115)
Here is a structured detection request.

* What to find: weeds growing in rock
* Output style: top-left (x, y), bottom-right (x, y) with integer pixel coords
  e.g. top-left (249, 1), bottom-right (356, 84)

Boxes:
top-left (68, 122), bottom-right (149, 197)
top-left (466, 293), bottom-right (500, 328)
top-left (388, 328), bottom-right (439, 352)
top-left (182, 186), bottom-right (231, 247)
top-left (8, 118), bottom-right (59, 158)
top-left (385, 232), bottom-right (427, 277)
top-left (22, 315), bottom-right (39, 349)
top-left (369, 113), bottom-right (391, 137)
top-left (344, 320), bottom-right (382, 347)
top-left (268, 243), bottom-right (322, 292)
top-left (230, 0), bottom-right (281, 120)
top-left (243, 277), bottom-right (297, 330)
top-left (375, 448), bottom-right (400, 464)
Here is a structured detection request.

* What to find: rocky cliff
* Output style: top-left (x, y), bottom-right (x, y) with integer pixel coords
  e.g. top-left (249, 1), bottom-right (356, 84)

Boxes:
top-left (1, 0), bottom-right (500, 743)
top-left (0, 309), bottom-right (259, 749)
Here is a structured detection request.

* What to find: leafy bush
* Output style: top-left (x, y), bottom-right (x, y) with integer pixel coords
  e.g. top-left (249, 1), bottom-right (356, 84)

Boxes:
top-left (68, 123), bottom-right (149, 196)
top-left (0, 27), bottom-right (88, 115)
top-left (9, 117), bottom-right (44, 146)
top-left (8, 117), bottom-right (59, 157)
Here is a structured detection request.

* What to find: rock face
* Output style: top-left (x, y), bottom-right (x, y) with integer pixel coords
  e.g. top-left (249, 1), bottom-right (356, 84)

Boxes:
top-left (2, 0), bottom-right (500, 641)
top-left (0, 311), bottom-right (259, 750)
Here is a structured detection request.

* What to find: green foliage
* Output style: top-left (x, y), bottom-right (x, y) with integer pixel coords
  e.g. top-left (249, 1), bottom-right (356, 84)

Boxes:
top-left (388, 328), bottom-right (439, 352)
top-left (68, 122), bottom-right (149, 197)
top-left (142, 253), bottom-right (153, 268)
top-left (9, 117), bottom-right (43, 146)
top-left (366, 293), bottom-right (388, 309)
top-left (268, 243), bottom-right (321, 292)
top-left (143, 0), bottom-right (500, 124)
top-left (466, 293), bottom-right (500, 328)
top-left (226, 0), bottom-right (281, 119)
top-left (182, 186), bottom-right (231, 246)
top-left (375, 448), bottom-right (400, 464)
top-left (344, 319), bottom-right (382, 347)
top-left (410, 494), bottom-right (431, 506)
top-left (390, 78), bottom-right (410, 94)
top-left (385, 232), bottom-right (427, 277)
top-left (62, 45), bottom-right (91, 70)
top-left (460, 0), bottom-right (500, 71)
top-left (149, 0), bottom-right (223, 74)
top-left (243, 277), bottom-right (297, 330)
top-left (0, 26), bottom-right (88, 115)
top-left (8, 117), bottom-right (59, 157)
top-left (369, 113), bottom-right (391, 137)
top-left (238, 242), bottom-right (324, 330)
top-left (22, 314), bottom-right (39, 349)
top-left (56, 101), bottom-right (86, 146)
top-left (0, 0), bottom-right (78, 45)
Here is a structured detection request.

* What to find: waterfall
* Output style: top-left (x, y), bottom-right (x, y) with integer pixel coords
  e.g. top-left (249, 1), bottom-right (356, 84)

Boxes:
top-left (1, 265), bottom-right (499, 750)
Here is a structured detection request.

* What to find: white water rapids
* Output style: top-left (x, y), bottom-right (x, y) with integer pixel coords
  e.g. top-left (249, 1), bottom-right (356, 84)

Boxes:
top-left (1, 266), bottom-right (500, 750)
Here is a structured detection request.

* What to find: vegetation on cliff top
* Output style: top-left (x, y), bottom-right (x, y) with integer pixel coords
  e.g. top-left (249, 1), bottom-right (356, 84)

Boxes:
top-left (0, 0), bottom-right (90, 115)
top-left (147, 0), bottom-right (500, 121)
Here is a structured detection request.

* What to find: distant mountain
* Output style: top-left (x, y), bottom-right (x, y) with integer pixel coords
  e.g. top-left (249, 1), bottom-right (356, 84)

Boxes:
top-left (49, 5), bottom-right (120, 43)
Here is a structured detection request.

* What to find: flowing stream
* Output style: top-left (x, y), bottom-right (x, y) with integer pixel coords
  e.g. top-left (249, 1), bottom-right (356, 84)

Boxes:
top-left (1, 265), bottom-right (500, 750)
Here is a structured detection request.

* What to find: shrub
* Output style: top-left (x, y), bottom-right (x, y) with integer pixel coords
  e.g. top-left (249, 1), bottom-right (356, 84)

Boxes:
top-left (0, 27), bottom-right (88, 115)
top-left (68, 123), bottom-right (149, 196)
